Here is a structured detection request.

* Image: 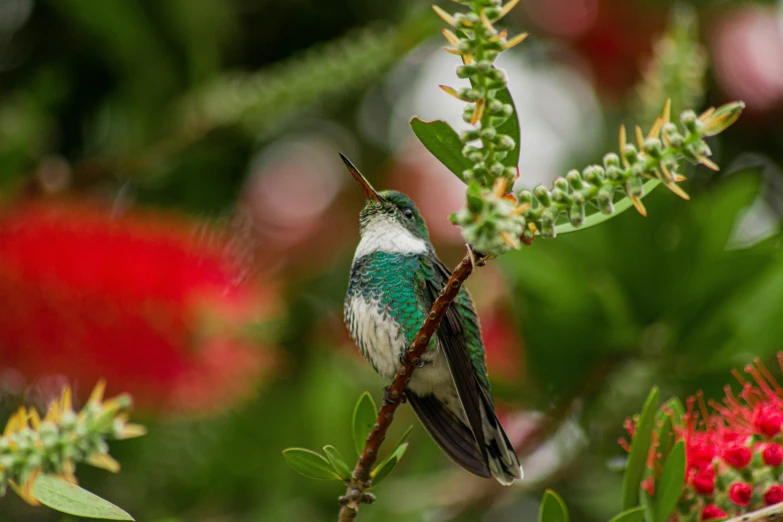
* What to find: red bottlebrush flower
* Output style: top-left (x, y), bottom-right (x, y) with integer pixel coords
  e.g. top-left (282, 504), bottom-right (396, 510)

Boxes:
top-left (754, 404), bottom-right (783, 437)
top-left (701, 504), bottom-right (727, 521)
top-left (723, 443), bottom-right (752, 469)
top-left (692, 469), bottom-right (715, 495)
top-left (729, 482), bottom-right (753, 506)
top-left (765, 485), bottom-right (783, 506)
top-left (764, 444), bottom-right (783, 467)
top-left (0, 201), bottom-right (277, 414)
top-left (641, 475), bottom-right (655, 495)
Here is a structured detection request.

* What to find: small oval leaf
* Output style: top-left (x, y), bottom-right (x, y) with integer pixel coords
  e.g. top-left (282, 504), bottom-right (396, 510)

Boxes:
top-left (370, 442), bottom-right (409, 487)
top-left (539, 490), bottom-right (569, 522)
top-left (622, 387), bottom-right (660, 510)
top-left (410, 118), bottom-right (472, 182)
top-left (32, 474), bottom-right (134, 520)
top-left (352, 392), bottom-right (378, 457)
top-left (282, 448), bottom-right (342, 481)
top-left (607, 507), bottom-right (647, 522)
top-left (323, 445), bottom-right (352, 481)
top-left (653, 440), bottom-right (686, 522)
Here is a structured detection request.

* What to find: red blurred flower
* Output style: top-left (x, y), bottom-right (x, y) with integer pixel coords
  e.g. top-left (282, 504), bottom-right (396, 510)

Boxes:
top-left (692, 469), bottom-right (715, 495)
top-left (723, 443), bottom-right (751, 469)
top-left (701, 504), bottom-right (727, 521)
top-left (729, 482), bottom-right (752, 506)
top-left (763, 444), bottom-right (783, 467)
top-left (766, 485), bottom-right (783, 506)
top-left (0, 200), bottom-right (277, 414)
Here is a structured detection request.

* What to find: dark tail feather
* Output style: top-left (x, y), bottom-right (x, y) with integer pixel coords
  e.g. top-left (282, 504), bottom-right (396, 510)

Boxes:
top-left (407, 392), bottom-right (491, 478)
top-left (479, 392), bottom-right (523, 485)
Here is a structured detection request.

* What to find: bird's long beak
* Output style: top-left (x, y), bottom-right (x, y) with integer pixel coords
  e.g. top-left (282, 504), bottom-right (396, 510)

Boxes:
top-left (339, 153), bottom-right (382, 203)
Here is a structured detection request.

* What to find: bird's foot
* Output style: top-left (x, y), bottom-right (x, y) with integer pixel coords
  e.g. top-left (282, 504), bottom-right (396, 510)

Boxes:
top-left (383, 386), bottom-right (406, 405)
top-left (399, 351), bottom-right (427, 369)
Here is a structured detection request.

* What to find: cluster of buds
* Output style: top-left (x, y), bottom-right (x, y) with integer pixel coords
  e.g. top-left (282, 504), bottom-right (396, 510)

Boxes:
top-left (450, 177), bottom-right (525, 252)
top-left (0, 382), bottom-right (145, 505)
top-left (623, 356), bottom-right (783, 521)
top-left (512, 100), bottom-right (744, 241)
top-left (436, 0), bottom-right (527, 188)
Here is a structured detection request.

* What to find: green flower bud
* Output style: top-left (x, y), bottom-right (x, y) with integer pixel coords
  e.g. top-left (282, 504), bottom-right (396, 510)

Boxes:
top-left (516, 189), bottom-right (533, 205)
top-left (553, 177), bottom-right (569, 193)
top-left (462, 105), bottom-right (475, 123)
top-left (680, 110), bottom-right (700, 134)
top-left (603, 153), bottom-right (621, 169)
top-left (458, 88), bottom-right (481, 102)
top-left (539, 209), bottom-right (557, 239)
top-left (503, 166), bottom-right (517, 179)
top-left (643, 137), bottom-right (664, 158)
top-left (568, 204), bottom-right (585, 227)
top-left (606, 166), bottom-right (623, 182)
top-left (596, 187), bottom-right (615, 215)
top-left (480, 127), bottom-right (497, 141)
top-left (456, 65), bottom-right (477, 79)
top-left (566, 170), bottom-right (584, 190)
top-left (533, 185), bottom-right (552, 206)
top-left (457, 41), bottom-right (473, 54)
top-left (485, 7), bottom-right (500, 19)
top-left (487, 99), bottom-right (504, 114)
top-left (495, 135), bottom-right (515, 151)
top-left (477, 60), bottom-right (492, 73)
top-left (489, 162), bottom-right (505, 177)
top-left (623, 144), bottom-right (639, 165)
top-left (626, 175), bottom-right (644, 197)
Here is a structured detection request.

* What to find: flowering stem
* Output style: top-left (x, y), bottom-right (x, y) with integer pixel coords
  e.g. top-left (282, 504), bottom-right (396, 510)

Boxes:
top-left (337, 247), bottom-right (486, 522)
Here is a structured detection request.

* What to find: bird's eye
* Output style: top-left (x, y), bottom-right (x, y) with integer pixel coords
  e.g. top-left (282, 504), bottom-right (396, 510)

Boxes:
top-left (402, 209), bottom-right (414, 219)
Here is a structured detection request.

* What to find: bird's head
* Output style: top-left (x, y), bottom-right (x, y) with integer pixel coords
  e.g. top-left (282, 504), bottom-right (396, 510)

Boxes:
top-left (340, 154), bottom-right (430, 245)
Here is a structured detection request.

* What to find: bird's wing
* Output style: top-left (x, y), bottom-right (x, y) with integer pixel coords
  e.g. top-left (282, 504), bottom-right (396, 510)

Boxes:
top-left (419, 254), bottom-right (489, 459)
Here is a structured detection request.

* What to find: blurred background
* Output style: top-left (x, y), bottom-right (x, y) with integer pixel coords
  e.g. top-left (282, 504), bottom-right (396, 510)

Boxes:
top-left (0, 0), bottom-right (782, 520)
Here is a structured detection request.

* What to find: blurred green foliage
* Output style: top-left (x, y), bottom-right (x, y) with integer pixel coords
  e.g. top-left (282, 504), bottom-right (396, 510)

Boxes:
top-left (1, 0), bottom-right (782, 521)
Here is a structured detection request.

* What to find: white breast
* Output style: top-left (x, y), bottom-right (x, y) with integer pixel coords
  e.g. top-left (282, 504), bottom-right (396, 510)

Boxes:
top-left (354, 216), bottom-right (427, 259)
top-left (346, 296), bottom-right (405, 380)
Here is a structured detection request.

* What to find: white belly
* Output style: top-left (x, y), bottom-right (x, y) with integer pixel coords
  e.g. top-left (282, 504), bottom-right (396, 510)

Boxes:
top-left (346, 296), bottom-right (455, 396)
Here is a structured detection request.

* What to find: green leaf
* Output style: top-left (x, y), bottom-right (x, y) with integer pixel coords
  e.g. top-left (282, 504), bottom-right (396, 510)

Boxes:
top-left (390, 425), bottom-right (414, 454)
top-left (554, 179), bottom-right (661, 235)
top-left (662, 398), bottom-right (685, 428)
top-left (370, 442), bottom-right (409, 486)
top-left (352, 392), bottom-right (378, 457)
top-left (410, 118), bottom-right (472, 182)
top-left (656, 415), bottom-right (675, 465)
top-left (607, 507), bottom-right (647, 522)
top-left (494, 87), bottom-right (520, 169)
top-left (539, 490), bottom-right (569, 522)
top-left (652, 440), bottom-right (686, 522)
top-left (282, 448), bottom-right (342, 481)
top-left (32, 474), bottom-right (134, 520)
top-left (622, 387), bottom-right (660, 510)
top-left (323, 445), bottom-right (352, 481)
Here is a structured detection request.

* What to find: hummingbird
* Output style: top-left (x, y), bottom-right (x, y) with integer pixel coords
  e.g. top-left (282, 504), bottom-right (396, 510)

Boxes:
top-left (341, 154), bottom-right (522, 485)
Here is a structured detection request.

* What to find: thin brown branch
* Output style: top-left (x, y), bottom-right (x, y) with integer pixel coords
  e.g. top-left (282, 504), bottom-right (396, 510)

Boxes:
top-left (337, 247), bottom-right (487, 522)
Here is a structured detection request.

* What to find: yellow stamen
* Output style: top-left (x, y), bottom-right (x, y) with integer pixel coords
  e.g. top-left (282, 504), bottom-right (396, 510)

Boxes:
top-left (648, 117), bottom-right (662, 139)
top-left (504, 32), bottom-right (529, 51)
top-left (28, 409), bottom-right (41, 430)
top-left (443, 47), bottom-right (463, 56)
top-left (619, 125), bottom-right (629, 168)
top-left (62, 459), bottom-right (77, 485)
top-left (630, 195), bottom-right (647, 217)
top-left (674, 174), bottom-right (687, 182)
top-left (432, 5), bottom-right (456, 26)
top-left (663, 98), bottom-right (671, 124)
top-left (87, 453), bottom-right (121, 473)
top-left (659, 164), bottom-right (673, 182)
top-left (439, 85), bottom-right (461, 100)
top-left (471, 97), bottom-right (485, 125)
top-left (499, 29), bottom-right (508, 39)
top-left (698, 155), bottom-right (720, 171)
top-left (492, 177), bottom-right (508, 198)
top-left (61, 387), bottom-right (72, 413)
top-left (665, 182), bottom-right (690, 200)
top-left (527, 221), bottom-right (537, 233)
top-left (500, 232), bottom-right (519, 249)
top-left (89, 380), bottom-right (106, 404)
top-left (480, 9), bottom-right (495, 32)
top-left (499, 0), bottom-right (521, 19)
top-left (442, 28), bottom-right (459, 46)
top-left (698, 107), bottom-right (716, 123)
top-left (512, 203), bottom-right (531, 215)
top-left (635, 125), bottom-right (645, 149)
top-left (118, 423), bottom-right (148, 439)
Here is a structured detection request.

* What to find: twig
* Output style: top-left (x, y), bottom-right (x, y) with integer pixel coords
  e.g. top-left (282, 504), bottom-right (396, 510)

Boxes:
top-left (337, 247), bottom-right (487, 521)
top-left (726, 504), bottom-right (783, 522)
